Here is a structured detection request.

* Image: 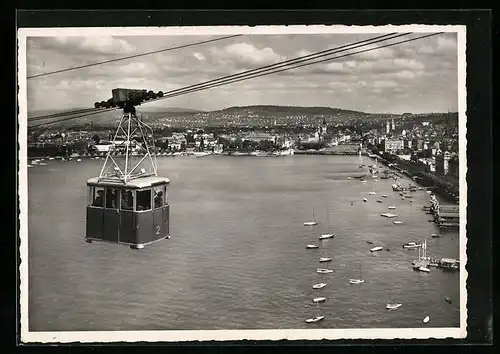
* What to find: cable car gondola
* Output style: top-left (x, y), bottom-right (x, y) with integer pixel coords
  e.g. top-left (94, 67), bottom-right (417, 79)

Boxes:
top-left (85, 99), bottom-right (170, 249)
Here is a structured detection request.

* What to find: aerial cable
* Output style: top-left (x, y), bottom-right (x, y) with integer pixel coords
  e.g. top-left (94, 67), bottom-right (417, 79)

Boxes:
top-left (27, 34), bottom-right (243, 79)
top-left (149, 32), bottom-right (441, 103)
top-left (28, 107), bottom-right (118, 128)
top-left (148, 32), bottom-right (413, 104)
top-left (28, 32), bottom-right (443, 128)
top-left (28, 33), bottom-right (398, 122)
top-left (148, 33), bottom-right (409, 104)
top-left (28, 107), bottom-right (109, 121)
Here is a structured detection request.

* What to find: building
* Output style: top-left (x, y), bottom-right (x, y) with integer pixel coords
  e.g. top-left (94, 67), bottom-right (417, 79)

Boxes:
top-left (321, 117), bottom-right (327, 135)
top-left (435, 151), bottom-right (451, 176)
top-left (386, 120), bottom-right (390, 134)
top-left (383, 138), bottom-right (404, 153)
top-left (391, 118), bottom-right (395, 131)
top-left (448, 154), bottom-right (459, 178)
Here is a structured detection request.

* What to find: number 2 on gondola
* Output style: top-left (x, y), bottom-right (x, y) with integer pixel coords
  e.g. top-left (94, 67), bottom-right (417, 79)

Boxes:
top-left (156, 225), bottom-right (160, 235)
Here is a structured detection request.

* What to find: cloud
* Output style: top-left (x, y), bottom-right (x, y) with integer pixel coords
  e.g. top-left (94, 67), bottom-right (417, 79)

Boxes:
top-left (218, 42), bottom-right (285, 67)
top-left (53, 36), bottom-right (136, 54)
top-left (24, 33), bottom-right (460, 114)
top-left (193, 52), bottom-right (206, 61)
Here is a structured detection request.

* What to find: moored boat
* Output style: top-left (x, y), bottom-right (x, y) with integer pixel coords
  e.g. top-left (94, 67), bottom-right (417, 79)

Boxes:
top-left (386, 303), bottom-right (402, 310)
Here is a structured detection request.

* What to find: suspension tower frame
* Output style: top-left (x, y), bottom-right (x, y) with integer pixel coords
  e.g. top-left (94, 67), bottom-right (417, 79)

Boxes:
top-left (97, 107), bottom-right (158, 184)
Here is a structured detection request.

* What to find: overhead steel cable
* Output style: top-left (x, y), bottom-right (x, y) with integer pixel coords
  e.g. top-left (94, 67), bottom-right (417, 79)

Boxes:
top-left (27, 34), bottom-right (243, 79)
top-left (28, 33), bottom-right (399, 123)
top-left (28, 107), bottom-right (118, 128)
top-left (141, 33), bottom-right (441, 104)
top-left (28, 32), bottom-right (442, 128)
top-left (28, 107), bottom-right (109, 121)
top-left (145, 32), bottom-right (413, 104)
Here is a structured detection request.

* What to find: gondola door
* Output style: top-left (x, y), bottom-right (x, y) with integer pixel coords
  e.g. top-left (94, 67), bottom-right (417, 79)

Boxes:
top-left (102, 187), bottom-right (120, 243)
top-left (152, 185), bottom-right (164, 239)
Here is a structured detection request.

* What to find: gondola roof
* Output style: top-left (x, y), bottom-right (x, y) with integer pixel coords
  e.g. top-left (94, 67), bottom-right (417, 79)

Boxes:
top-left (86, 176), bottom-right (170, 189)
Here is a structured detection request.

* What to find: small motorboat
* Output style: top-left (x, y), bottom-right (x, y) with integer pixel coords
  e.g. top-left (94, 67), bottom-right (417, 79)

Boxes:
top-left (319, 234), bottom-right (334, 240)
top-left (317, 268), bottom-right (334, 274)
top-left (419, 266), bottom-right (431, 273)
top-left (77, 159), bottom-right (82, 162)
top-left (377, 200), bottom-right (383, 203)
top-left (369, 192), bottom-right (376, 195)
top-left (313, 297), bottom-right (326, 303)
top-left (382, 194), bottom-right (388, 198)
top-left (319, 257), bottom-right (332, 263)
top-left (306, 244), bottom-right (319, 249)
top-left (361, 180), bottom-right (367, 183)
top-left (403, 242), bottom-right (422, 249)
top-left (393, 220), bottom-right (403, 225)
top-left (423, 316), bottom-right (430, 324)
top-left (431, 233), bottom-right (440, 238)
top-left (386, 248), bottom-right (391, 252)
top-left (445, 297), bottom-right (452, 304)
top-left (386, 303), bottom-right (402, 310)
top-left (304, 221), bottom-right (318, 226)
top-left (363, 198), bottom-right (368, 202)
top-left (313, 283), bottom-right (327, 289)
top-left (306, 315), bottom-right (325, 323)
top-left (370, 246), bottom-right (383, 252)
top-left (366, 241), bottom-right (374, 244)
top-left (349, 279), bottom-right (365, 284)
top-left (401, 197), bottom-right (405, 200)
top-left (388, 206), bottom-right (396, 209)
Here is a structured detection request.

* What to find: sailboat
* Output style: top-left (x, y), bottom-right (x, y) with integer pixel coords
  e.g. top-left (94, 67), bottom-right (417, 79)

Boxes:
top-left (386, 303), bottom-right (402, 310)
top-left (304, 208), bottom-right (318, 226)
top-left (349, 260), bottom-right (365, 284)
top-left (423, 316), bottom-right (430, 324)
top-left (413, 240), bottom-right (431, 271)
top-left (306, 302), bottom-right (325, 323)
top-left (317, 268), bottom-right (334, 274)
top-left (313, 282), bottom-right (327, 289)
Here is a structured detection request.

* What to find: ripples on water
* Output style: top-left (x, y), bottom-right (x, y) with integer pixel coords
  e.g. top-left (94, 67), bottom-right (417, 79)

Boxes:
top-left (27, 155), bottom-right (460, 331)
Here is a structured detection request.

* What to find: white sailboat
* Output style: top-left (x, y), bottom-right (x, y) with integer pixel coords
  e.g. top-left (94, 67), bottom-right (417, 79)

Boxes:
top-left (349, 260), bottom-right (365, 284)
top-left (303, 208), bottom-right (318, 226)
top-left (313, 282), bottom-right (327, 289)
top-left (403, 242), bottom-right (422, 249)
top-left (363, 198), bottom-right (368, 202)
top-left (306, 244), bottom-right (319, 249)
top-left (423, 316), bottom-right (430, 324)
top-left (393, 220), bottom-right (403, 225)
top-left (386, 303), bottom-right (402, 310)
top-left (317, 268), bottom-right (334, 274)
top-left (306, 302), bottom-right (325, 323)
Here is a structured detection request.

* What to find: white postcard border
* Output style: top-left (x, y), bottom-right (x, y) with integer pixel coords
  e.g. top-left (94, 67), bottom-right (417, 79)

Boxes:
top-left (18, 24), bottom-right (468, 343)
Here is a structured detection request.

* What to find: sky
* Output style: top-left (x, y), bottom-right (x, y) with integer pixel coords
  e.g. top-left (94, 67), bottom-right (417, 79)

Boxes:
top-left (25, 32), bottom-right (459, 114)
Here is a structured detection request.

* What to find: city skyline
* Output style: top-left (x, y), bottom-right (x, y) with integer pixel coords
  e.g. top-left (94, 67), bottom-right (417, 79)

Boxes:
top-left (26, 32), bottom-right (458, 115)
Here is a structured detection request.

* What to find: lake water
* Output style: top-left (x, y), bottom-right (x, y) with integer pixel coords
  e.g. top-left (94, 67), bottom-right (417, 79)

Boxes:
top-left (27, 155), bottom-right (461, 331)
